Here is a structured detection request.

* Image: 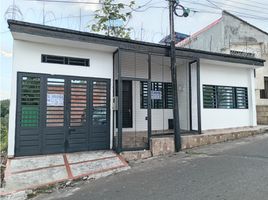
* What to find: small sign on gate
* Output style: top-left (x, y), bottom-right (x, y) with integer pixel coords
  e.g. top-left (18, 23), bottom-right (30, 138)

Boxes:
top-left (151, 90), bottom-right (162, 100)
top-left (47, 94), bottom-right (64, 106)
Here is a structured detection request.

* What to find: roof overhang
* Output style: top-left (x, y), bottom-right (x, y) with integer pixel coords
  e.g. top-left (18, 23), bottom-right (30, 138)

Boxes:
top-left (8, 20), bottom-right (265, 67)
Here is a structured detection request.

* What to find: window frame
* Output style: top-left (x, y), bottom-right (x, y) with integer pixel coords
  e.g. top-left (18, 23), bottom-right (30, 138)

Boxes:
top-left (260, 77), bottom-right (268, 99)
top-left (41, 54), bottom-right (90, 67)
top-left (140, 81), bottom-right (173, 109)
top-left (203, 84), bottom-right (248, 109)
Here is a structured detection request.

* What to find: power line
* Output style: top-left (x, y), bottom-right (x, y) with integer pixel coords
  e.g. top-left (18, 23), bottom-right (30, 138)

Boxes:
top-left (243, 0), bottom-right (268, 7)
top-left (182, 0), bottom-right (268, 20)
top-left (204, 0), bottom-right (222, 10)
top-left (208, 0), bottom-right (268, 16)
top-left (218, 0), bottom-right (268, 10)
top-left (24, 0), bottom-right (119, 5)
top-left (23, 0), bottom-right (163, 12)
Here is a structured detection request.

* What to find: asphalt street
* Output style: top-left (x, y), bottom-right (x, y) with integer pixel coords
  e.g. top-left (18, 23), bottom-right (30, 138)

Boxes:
top-left (35, 133), bottom-right (268, 200)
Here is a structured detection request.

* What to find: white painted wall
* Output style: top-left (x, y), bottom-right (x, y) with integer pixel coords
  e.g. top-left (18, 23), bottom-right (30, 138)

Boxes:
top-left (190, 62), bottom-right (198, 131)
top-left (8, 39), bottom-right (114, 157)
top-left (200, 59), bottom-right (256, 130)
top-left (177, 60), bottom-right (191, 131)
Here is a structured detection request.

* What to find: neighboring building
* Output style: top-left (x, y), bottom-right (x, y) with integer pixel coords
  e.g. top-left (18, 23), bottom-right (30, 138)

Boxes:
top-left (159, 32), bottom-right (189, 45)
top-left (176, 11), bottom-right (268, 124)
top-left (7, 20), bottom-right (264, 157)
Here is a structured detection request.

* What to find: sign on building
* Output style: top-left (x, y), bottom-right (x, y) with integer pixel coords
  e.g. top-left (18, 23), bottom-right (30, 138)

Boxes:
top-left (47, 94), bottom-right (64, 106)
top-left (151, 90), bottom-right (162, 100)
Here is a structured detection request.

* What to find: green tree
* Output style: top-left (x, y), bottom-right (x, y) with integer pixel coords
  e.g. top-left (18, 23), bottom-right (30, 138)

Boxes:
top-left (91, 0), bottom-right (135, 38)
top-left (0, 99), bottom-right (9, 118)
top-left (0, 99), bottom-right (9, 152)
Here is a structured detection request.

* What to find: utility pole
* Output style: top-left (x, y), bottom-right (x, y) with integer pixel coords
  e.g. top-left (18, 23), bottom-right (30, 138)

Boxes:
top-left (168, 0), bottom-right (190, 152)
top-left (12, 0), bottom-right (15, 19)
top-left (79, 8), bottom-right (82, 31)
top-left (42, 1), bottom-right (45, 25)
top-left (140, 23), bottom-right (144, 41)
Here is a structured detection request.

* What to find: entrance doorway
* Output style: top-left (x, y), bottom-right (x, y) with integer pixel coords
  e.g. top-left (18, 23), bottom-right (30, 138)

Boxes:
top-left (15, 73), bottom-right (110, 156)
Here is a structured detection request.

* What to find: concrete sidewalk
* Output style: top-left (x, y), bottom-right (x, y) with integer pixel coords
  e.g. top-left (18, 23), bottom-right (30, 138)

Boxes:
top-left (0, 151), bottom-right (129, 195)
top-left (122, 126), bottom-right (268, 161)
top-left (31, 133), bottom-right (268, 200)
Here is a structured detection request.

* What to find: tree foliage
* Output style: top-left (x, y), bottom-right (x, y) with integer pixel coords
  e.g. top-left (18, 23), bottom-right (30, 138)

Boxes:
top-left (91, 0), bottom-right (135, 38)
top-left (0, 99), bottom-right (9, 152)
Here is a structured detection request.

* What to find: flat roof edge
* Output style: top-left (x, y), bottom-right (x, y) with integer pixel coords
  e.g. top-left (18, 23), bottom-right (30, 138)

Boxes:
top-left (8, 20), bottom-right (265, 67)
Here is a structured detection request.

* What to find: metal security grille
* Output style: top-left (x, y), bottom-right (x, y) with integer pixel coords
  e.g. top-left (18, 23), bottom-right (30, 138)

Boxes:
top-left (90, 81), bottom-right (110, 149)
top-left (70, 80), bottom-right (87, 126)
top-left (203, 85), bottom-right (248, 109)
top-left (217, 86), bottom-right (234, 109)
top-left (16, 73), bottom-right (110, 156)
top-left (46, 78), bottom-right (65, 127)
top-left (165, 83), bottom-right (173, 109)
top-left (92, 81), bottom-right (107, 126)
top-left (141, 81), bottom-right (173, 109)
top-left (42, 54), bottom-right (89, 67)
top-left (203, 85), bottom-right (217, 108)
top-left (236, 87), bottom-right (248, 109)
top-left (20, 76), bottom-right (41, 127)
top-left (151, 82), bottom-right (164, 108)
top-left (140, 81), bottom-right (148, 108)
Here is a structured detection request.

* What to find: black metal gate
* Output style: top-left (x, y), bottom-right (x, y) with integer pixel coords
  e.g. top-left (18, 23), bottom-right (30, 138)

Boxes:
top-left (15, 72), bottom-right (110, 156)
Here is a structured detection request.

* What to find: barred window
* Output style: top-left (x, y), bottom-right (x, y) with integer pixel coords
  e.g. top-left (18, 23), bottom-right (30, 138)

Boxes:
top-left (260, 77), bottom-right (268, 99)
top-left (203, 85), bottom-right (216, 108)
top-left (217, 86), bottom-right (235, 109)
top-left (42, 54), bottom-right (89, 67)
top-left (141, 81), bottom-right (173, 109)
top-left (203, 85), bottom-right (248, 109)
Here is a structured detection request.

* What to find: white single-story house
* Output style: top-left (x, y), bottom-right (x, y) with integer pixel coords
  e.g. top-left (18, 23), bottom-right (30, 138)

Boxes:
top-left (7, 20), bottom-right (265, 157)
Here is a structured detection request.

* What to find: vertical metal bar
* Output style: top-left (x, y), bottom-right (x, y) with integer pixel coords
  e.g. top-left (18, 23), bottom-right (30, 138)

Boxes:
top-left (147, 53), bottom-right (152, 149)
top-left (169, 0), bottom-right (181, 151)
top-left (106, 79), bottom-right (111, 149)
top-left (196, 59), bottom-right (202, 134)
top-left (64, 77), bottom-right (70, 152)
top-left (87, 78), bottom-right (92, 150)
top-left (117, 49), bottom-right (123, 153)
top-left (188, 62), bottom-right (192, 131)
top-left (112, 51), bottom-right (117, 150)
top-left (40, 74), bottom-right (47, 154)
top-left (15, 72), bottom-right (22, 156)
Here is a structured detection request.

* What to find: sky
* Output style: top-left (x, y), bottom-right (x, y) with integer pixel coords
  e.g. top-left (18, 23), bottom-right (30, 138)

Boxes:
top-left (1, 0), bottom-right (268, 100)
